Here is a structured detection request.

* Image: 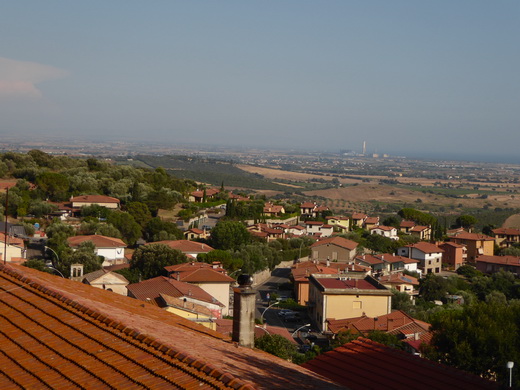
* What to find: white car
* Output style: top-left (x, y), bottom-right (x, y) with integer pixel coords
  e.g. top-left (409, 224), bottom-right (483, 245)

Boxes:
top-left (277, 309), bottom-right (296, 317)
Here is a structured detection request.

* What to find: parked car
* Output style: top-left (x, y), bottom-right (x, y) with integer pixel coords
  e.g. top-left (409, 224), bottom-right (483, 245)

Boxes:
top-left (277, 309), bottom-right (296, 317)
top-left (283, 313), bottom-right (300, 322)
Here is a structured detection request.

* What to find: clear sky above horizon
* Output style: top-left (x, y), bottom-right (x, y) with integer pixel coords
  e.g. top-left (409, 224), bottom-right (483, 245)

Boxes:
top-left (1, 1), bottom-right (519, 161)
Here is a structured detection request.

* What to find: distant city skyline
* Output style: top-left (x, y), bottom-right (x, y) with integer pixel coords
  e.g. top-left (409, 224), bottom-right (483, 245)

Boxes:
top-left (1, 2), bottom-right (518, 163)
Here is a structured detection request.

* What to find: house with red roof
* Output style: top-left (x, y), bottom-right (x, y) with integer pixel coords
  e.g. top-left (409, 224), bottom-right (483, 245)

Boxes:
top-left (0, 233), bottom-right (26, 262)
top-left (81, 268), bottom-right (129, 295)
top-left (350, 213), bottom-right (367, 229)
top-left (449, 231), bottom-right (494, 262)
top-left (439, 241), bottom-right (467, 270)
top-left (151, 239), bottom-right (214, 258)
top-left (302, 337), bottom-right (499, 390)
top-left (326, 310), bottom-right (430, 347)
top-left (67, 234), bottom-right (127, 267)
top-left (291, 260), bottom-right (370, 305)
top-left (305, 221), bottom-right (333, 237)
top-left (0, 263), bottom-right (342, 389)
top-left (399, 219), bottom-right (416, 233)
top-left (164, 262), bottom-right (235, 316)
top-left (183, 227), bottom-right (209, 240)
top-left (326, 216), bottom-right (350, 232)
top-left (188, 188), bottom-right (220, 203)
top-left (263, 202), bottom-right (285, 217)
top-left (409, 225), bottom-right (432, 240)
top-left (378, 273), bottom-right (419, 295)
top-left (492, 227), bottom-right (520, 248)
top-left (127, 276), bottom-right (225, 325)
top-left (370, 225), bottom-right (398, 240)
top-left (355, 253), bottom-right (420, 276)
top-left (70, 194), bottom-right (120, 209)
top-left (311, 236), bottom-right (358, 262)
top-left (398, 242), bottom-right (444, 274)
top-left (363, 216), bottom-right (380, 230)
top-left (476, 255), bottom-right (520, 275)
top-left (308, 274), bottom-right (392, 332)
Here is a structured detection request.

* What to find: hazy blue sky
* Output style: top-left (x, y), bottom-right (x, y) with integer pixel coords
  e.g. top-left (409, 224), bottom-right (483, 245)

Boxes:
top-left (1, 1), bottom-right (519, 161)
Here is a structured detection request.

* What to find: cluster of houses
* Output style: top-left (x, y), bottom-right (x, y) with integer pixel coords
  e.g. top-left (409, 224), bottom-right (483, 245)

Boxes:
top-left (2, 193), bottom-right (520, 344)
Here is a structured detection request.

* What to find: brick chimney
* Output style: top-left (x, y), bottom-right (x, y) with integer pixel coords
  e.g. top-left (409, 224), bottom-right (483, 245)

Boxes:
top-left (232, 275), bottom-right (256, 348)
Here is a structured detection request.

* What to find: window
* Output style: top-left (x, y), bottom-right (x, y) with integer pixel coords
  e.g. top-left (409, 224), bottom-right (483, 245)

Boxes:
top-left (353, 301), bottom-right (362, 309)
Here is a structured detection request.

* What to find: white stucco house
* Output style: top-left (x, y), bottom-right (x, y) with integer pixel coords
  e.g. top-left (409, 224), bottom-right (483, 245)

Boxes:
top-left (370, 225), bottom-right (399, 240)
top-left (398, 242), bottom-right (444, 274)
top-left (67, 235), bottom-right (127, 267)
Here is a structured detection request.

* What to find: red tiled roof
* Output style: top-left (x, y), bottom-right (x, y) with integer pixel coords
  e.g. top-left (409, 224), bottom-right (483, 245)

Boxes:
top-left (371, 225), bottom-right (395, 232)
top-left (0, 264), bottom-right (341, 389)
top-left (315, 277), bottom-right (377, 291)
top-left (151, 240), bottom-right (214, 253)
top-left (451, 232), bottom-right (494, 241)
top-left (379, 273), bottom-right (419, 286)
top-left (311, 236), bottom-right (358, 251)
top-left (364, 217), bottom-right (379, 224)
top-left (440, 241), bottom-right (466, 248)
top-left (476, 255), bottom-right (520, 266)
top-left (0, 233), bottom-right (24, 247)
top-left (292, 264), bottom-right (340, 281)
top-left (410, 225), bottom-right (429, 232)
top-left (190, 188), bottom-right (220, 198)
top-left (355, 254), bottom-right (384, 265)
top-left (127, 276), bottom-right (224, 307)
top-left (70, 194), bottom-right (120, 204)
top-left (379, 254), bottom-right (413, 264)
top-left (351, 213), bottom-right (367, 220)
top-left (407, 241), bottom-right (444, 254)
top-left (302, 337), bottom-right (500, 390)
top-left (165, 261), bottom-right (227, 273)
top-left (177, 268), bottom-right (235, 283)
top-left (187, 228), bottom-right (205, 234)
top-left (492, 227), bottom-right (520, 236)
top-left (400, 220), bottom-right (416, 228)
top-left (300, 202), bottom-right (316, 209)
top-left (327, 310), bottom-right (426, 334)
top-left (68, 234), bottom-right (127, 248)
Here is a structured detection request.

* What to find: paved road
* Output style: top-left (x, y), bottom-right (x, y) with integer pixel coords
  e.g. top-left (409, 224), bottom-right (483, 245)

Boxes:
top-left (254, 268), bottom-right (314, 338)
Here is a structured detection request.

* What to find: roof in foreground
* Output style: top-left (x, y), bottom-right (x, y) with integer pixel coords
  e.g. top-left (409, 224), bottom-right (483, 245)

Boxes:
top-left (0, 264), bottom-right (343, 389)
top-left (302, 337), bottom-right (499, 390)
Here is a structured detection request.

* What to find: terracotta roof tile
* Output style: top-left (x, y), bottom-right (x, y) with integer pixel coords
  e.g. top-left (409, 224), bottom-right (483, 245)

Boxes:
top-left (68, 234), bottom-right (127, 248)
top-left (406, 242), bottom-right (444, 254)
top-left (311, 236), bottom-right (358, 251)
top-left (127, 276), bottom-right (224, 307)
top-left (151, 240), bottom-right (214, 253)
top-left (302, 337), bottom-right (500, 390)
top-left (0, 264), bottom-right (341, 389)
top-left (70, 195), bottom-right (120, 204)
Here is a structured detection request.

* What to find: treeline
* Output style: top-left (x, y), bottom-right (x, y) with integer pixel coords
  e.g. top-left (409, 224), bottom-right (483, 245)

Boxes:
top-left (0, 150), bottom-right (197, 217)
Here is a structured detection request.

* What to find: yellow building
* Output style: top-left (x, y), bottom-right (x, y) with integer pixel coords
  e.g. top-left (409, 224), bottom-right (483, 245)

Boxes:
top-left (450, 232), bottom-right (494, 262)
top-left (308, 274), bottom-right (392, 332)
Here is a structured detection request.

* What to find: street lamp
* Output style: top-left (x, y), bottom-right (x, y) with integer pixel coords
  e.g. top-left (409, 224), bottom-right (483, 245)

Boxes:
top-left (46, 265), bottom-right (65, 278)
top-left (292, 323), bottom-right (311, 338)
top-left (44, 246), bottom-right (59, 267)
top-left (260, 301), bottom-right (279, 324)
top-left (507, 361), bottom-right (514, 388)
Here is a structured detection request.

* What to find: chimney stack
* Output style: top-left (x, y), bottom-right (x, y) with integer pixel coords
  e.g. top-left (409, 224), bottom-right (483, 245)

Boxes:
top-left (232, 275), bottom-right (256, 348)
